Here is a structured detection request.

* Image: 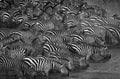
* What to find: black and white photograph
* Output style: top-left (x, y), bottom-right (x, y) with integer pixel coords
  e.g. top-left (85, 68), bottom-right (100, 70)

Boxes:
top-left (0, 0), bottom-right (119, 79)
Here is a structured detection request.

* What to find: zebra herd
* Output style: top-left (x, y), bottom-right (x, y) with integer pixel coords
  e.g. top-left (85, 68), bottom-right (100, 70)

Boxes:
top-left (0, 0), bottom-right (119, 79)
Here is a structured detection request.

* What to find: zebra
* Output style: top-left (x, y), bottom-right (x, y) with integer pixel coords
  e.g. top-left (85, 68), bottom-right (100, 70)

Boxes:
top-left (3, 29), bottom-right (37, 45)
top-left (5, 40), bottom-right (36, 57)
top-left (0, 28), bottom-right (24, 39)
top-left (68, 33), bottom-right (105, 46)
top-left (89, 15), bottom-right (110, 25)
top-left (5, 46), bottom-right (26, 59)
top-left (46, 50), bottom-right (89, 70)
top-left (0, 10), bottom-right (11, 23)
top-left (42, 42), bottom-right (75, 70)
top-left (45, 52), bottom-right (75, 71)
top-left (89, 15), bottom-right (120, 26)
top-left (43, 41), bottom-right (69, 54)
top-left (0, 0), bottom-right (16, 8)
top-left (22, 19), bottom-right (55, 34)
top-left (44, 29), bottom-right (76, 38)
top-left (0, 34), bottom-right (21, 45)
top-left (0, 29), bottom-right (5, 40)
top-left (103, 24), bottom-right (120, 45)
top-left (39, 30), bottom-right (80, 45)
top-left (80, 18), bottom-right (113, 44)
top-left (23, 56), bottom-right (69, 76)
top-left (45, 30), bottom-right (64, 36)
top-left (64, 12), bottom-right (79, 30)
top-left (38, 34), bottom-right (67, 47)
top-left (0, 31), bottom-right (24, 50)
top-left (67, 42), bottom-right (110, 61)
top-left (12, 15), bottom-right (29, 28)
top-left (0, 54), bottom-right (35, 79)
top-left (19, 20), bottom-right (35, 31)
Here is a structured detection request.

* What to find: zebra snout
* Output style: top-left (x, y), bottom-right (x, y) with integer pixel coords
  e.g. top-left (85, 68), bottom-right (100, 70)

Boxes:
top-left (101, 54), bottom-right (111, 63)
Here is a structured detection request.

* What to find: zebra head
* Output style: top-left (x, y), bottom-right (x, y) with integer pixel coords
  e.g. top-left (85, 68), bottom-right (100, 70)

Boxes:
top-left (59, 57), bottom-right (75, 71)
top-left (38, 34), bottom-right (48, 43)
top-left (89, 47), bottom-right (111, 63)
top-left (94, 36), bottom-right (105, 46)
top-left (79, 56), bottom-right (89, 69)
top-left (59, 65), bottom-right (69, 76)
top-left (23, 57), bottom-right (36, 70)
top-left (100, 47), bottom-right (110, 56)
top-left (47, 52), bottom-right (75, 71)
top-left (66, 57), bottom-right (75, 71)
top-left (21, 59), bottom-right (37, 78)
top-left (53, 61), bottom-right (69, 76)
top-left (105, 29), bottom-right (118, 46)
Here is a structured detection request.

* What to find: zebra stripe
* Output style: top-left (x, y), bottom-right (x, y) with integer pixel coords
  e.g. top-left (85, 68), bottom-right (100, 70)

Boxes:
top-left (80, 19), bottom-right (108, 41)
top-left (12, 15), bottom-right (29, 26)
top-left (23, 56), bottom-right (69, 76)
top-left (6, 41), bottom-right (36, 57)
top-left (43, 42), bottom-right (59, 53)
top-left (7, 47), bottom-right (26, 59)
top-left (67, 42), bottom-right (107, 60)
top-left (0, 55), bottom-right (32, 79)
top-left (82, 27), bottom-right (96, 35)
top-left (0, 28), bottom-right (23, 39)
top-left (40, 34), bottom-right (68, 47)
top-left (45, 30), bottom-right (68, 37)
top-left (69, 33), bottom-right (104, 45)
top-left (89, 14), bottom-right (109, 24)
top-left (43, 42), bottom-right (72, 62)
top-left (46, 52), bottom-right (74, 70)
top-left (0, 11), bottom-right (11, 22)
top-left (106, 25), bottom-right (120, 42)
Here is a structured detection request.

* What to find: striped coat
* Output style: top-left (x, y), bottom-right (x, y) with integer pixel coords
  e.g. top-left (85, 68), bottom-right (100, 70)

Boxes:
top-left (23, 56), bottom-right (69, 76)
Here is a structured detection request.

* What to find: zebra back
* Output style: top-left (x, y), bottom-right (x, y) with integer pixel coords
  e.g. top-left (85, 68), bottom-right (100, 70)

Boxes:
top-left (67, 42), bottom-right (108, 60)
top-left (23, 56), bottom-right (68, 76)
top-left (69, 33), bottom-right (105, 46)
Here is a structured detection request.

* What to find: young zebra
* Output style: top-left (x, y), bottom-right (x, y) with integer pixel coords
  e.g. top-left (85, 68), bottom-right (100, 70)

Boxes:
top-left (23, 56), bottom-right (69, 76)
top-left (0, 54), bottom-right (35, 79)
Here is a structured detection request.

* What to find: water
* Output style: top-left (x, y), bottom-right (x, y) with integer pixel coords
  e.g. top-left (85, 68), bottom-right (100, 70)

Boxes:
top-left (0, 48), bottom-right (120, 79)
